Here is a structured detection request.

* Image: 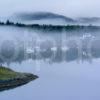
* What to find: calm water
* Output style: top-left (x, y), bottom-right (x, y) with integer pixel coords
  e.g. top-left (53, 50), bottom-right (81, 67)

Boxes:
top-left (0, 26), bottom-right (100, 100)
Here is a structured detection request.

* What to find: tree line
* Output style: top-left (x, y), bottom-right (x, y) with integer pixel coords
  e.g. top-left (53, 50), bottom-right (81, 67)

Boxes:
top-left (0, 20), bottom-right (100, 32)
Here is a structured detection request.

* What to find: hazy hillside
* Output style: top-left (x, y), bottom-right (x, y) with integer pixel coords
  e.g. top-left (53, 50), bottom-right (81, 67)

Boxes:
top-left (10, 12), bottom-right (76, 25)
top-left (7, 12), bottom-right (100, 26)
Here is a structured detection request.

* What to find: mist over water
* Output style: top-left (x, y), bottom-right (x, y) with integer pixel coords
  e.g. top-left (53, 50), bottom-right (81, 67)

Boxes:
top-left (0, 1), bottom-right (100, 100)
top-left (0, 26), bottom-right (100, 65)
top-left (0, 25), bottom-right (100, 100)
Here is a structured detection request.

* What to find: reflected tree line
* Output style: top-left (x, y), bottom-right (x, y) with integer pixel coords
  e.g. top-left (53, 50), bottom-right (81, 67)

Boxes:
top-left (0, 38), bottom-right (100, 65)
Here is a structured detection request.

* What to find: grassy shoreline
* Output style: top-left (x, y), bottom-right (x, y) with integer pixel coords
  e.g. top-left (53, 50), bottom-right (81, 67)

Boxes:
top-left (0, 66), bottom-right (38, 91)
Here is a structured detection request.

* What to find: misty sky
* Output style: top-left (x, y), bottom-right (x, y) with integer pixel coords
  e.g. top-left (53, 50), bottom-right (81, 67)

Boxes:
top-left (0, 0), bottom-right (100, 18)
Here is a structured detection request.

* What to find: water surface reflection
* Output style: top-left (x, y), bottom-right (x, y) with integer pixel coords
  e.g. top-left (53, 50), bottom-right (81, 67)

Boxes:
top-left (0, 26), bottom-right (100, 100)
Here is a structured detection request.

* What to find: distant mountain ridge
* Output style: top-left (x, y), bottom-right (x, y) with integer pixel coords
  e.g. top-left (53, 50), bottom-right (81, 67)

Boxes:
top-left (10, 12), bottom-right (100, 25)
top-left (14, 12), bottom-right (76, 23)
top-left (77, 17), bottom-right (100, 23)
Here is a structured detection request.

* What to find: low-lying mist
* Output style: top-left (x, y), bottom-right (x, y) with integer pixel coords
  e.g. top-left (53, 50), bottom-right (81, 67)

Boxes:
top-left (0, 25), bottom-right (100, 64)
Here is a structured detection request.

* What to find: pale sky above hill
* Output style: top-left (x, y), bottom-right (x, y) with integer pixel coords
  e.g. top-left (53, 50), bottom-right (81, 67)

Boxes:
top-left (0, 0), bottom-right (100, 17)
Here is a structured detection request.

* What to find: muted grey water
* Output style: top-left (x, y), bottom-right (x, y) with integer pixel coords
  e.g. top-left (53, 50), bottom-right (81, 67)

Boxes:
top-left (0, 26), bottom-right (100, 100)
